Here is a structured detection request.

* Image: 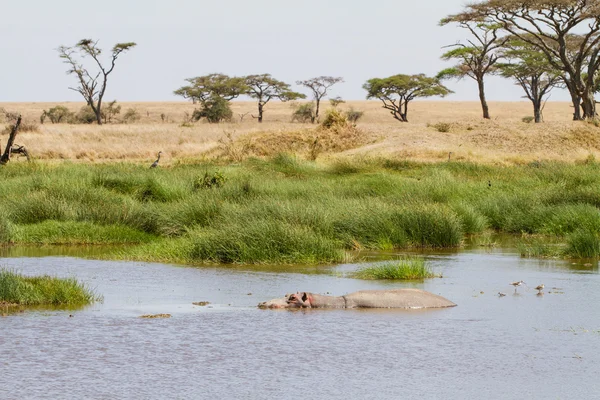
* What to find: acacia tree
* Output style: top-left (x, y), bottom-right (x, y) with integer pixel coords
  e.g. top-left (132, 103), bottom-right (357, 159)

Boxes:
top-left (57, 39), bottom-right (136, 125)
top-left (174, 74), bottom-right (247, 123)
top-left (455, 0), bottom-right (600, 120)
top-left (438, 20), bottom-right (507, 119)
top-left (245, 74), bottom-right (305, 122)
top-left (296, 76), bottom-right (343, 123)
top-left (498, 40), bottom-right (562, 123)
top-left (363, 74), bottom-right (452, 122)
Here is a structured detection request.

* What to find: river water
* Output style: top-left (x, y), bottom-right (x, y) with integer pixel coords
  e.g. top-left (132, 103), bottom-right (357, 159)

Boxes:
top-left (1, 247), bottom-right (599, 399)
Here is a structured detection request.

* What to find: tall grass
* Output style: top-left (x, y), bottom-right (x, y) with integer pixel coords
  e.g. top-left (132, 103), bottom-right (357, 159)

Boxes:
top-left (0, 269), bottom-right (100, 306)
top-left (2, 159), bottom-right (600, 263)
top-left (353, 257), bottom-right (436, 280)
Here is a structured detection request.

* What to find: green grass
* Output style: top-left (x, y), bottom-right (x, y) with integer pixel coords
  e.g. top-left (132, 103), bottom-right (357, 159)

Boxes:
top-left (0, 268), bottom-right (100, 306)
top-left (353, 257), bottom-right (436, 280)
top-left (2, 157), bottom-right (600, 263)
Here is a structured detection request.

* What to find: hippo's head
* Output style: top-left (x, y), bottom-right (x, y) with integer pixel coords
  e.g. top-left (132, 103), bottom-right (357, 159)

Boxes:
top-left (258, 292), bottom-right (312, 309)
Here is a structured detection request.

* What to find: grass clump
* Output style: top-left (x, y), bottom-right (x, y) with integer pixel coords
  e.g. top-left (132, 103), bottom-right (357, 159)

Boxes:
top-left (353, 257), bottom-right (436, 280)
top-left (431, 122), bottom-right (451, 133)
top-left (0, 268), bottom-right (100, 306)
top-left (565, 229), bottom-right (600, 258)
top-left (188, 221), bottom-right (344, 264)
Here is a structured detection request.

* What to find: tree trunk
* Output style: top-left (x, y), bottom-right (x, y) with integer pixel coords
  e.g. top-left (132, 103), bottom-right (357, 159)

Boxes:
top-left (313, 99), bottom-right (320, 123)
top-left (258, 103), bottom-right (264, 123)
top-left (477, 78), bottom-right (490, 119)
top-left (571, 93), bottom-right (583, 121)
top-left (533, 100), bottom-right (542, 123)
top-left (564, 79), bottom-right (583, 121)
top-left (582, 90), bottom-right (596, 120)
top-left (94, 108), bottom-right (102, 125)
top-left (0, 116), bottom-right (21, 165)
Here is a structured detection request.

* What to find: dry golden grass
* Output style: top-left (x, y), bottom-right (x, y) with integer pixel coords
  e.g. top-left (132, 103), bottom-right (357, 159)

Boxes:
top-left (1, 100), bottom-right (599, 164)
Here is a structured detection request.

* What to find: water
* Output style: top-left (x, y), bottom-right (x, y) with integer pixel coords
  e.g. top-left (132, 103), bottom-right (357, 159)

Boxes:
top-left (1, 247), bottom-right (599, 399)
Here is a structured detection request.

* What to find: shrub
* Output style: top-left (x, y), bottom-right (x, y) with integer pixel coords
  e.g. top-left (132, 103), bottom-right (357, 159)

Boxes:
top-left (329, 97), bottom-right (345, 108)
top-left (102, 100), bottom-right (121, 123)
top-left (122, 108), bottom-right (141, 123)
top-left (291, 103), bottom-right (315, 123)
top-left (193, 171), bottom-right (226, 190)
top-left (320, 109), bottom-right (348, 129)
top-left (345, 107), bottom-right (364, 123)
top-left (432, 122), bottom-right (451, 133)
top-left (192, 96), bottom-right (233, 123)
top-left (522, 116), bottom-right (535, 123)
top-left (45, 106), bottom-right (73, 123)
top-left (76, 106), bottom-right (97, 124)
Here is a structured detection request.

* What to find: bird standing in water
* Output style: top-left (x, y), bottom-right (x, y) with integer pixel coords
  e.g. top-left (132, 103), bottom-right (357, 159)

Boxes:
top-left (535, 284), bottom-right (545, 294)
top-left (150, 151), bottom-right (162, 168)
top-left (510, 280), bottom-right (525, 293)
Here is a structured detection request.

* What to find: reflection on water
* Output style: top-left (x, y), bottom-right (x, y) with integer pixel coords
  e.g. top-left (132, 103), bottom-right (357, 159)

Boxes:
top-left (1, 248), bottom-right (599, 399)
top-left (0, 244), bottom-right (119, 259)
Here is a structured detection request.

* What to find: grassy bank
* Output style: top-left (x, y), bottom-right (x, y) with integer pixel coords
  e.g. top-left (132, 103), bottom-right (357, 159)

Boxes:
top-left (1, 156), bottom-right (600, 263)
top-left (0, 269), bottom-right (99, 306)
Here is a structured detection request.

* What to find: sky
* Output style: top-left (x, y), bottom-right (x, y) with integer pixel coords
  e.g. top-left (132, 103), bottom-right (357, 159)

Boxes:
top-left (0, 0), bottom-right (572, 102)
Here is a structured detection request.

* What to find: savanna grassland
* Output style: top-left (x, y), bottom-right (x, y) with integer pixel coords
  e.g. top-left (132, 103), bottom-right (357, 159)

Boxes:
top-left (3, 100), bottom-right (600, 164)
top-left (2, 100), bottom-right (600, 264)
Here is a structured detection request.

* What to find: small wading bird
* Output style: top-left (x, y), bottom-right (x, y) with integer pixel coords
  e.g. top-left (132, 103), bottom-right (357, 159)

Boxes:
top-left (498, 292), bottom-right (506, 297)
top-left (510, 280), bottom-right (525, 293)
top-left (150, 151), bottom-right (162, 168)
top-left (535, 284), bottom-right (545, 295)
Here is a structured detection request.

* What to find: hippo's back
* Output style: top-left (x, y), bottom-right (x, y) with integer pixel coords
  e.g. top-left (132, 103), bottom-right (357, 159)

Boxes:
top-left (343, 289), bottom-right (456, 309)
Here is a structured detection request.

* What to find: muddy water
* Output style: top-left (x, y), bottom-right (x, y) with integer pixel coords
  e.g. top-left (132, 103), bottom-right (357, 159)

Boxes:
top-left (1, 248), bottom-right (599, 399)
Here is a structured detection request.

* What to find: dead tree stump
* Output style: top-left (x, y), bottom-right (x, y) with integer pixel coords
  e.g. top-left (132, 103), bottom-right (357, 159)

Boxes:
top-left (0, 115), bottom-right (21, 166)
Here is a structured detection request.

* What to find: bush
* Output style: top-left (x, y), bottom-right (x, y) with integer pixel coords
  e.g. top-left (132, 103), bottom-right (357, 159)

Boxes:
top-left (193, 171), bottom-right (226, 190)
top-left (320, 109), bottom-right (349, 129)
top-left (291, 103), bottom-right (315, 123)
top-left (102, 101), bottom-right (121, 123)
top-left (522, 116), bottom-right (535, 123)
top-left (345, 107), bottom-right (364, 123)
top-left (76, 106), bottom-right (98, 124)
top-left (329, 97), bottom-right (345, 108)
top-left (432, 122), bottom-right (451, 133)
top-left (45, 106), bottom-right (74, 124)
top-left (122, 108), bottom-right (141, 123)
top-left (192, 96), bottom-right (233, 123)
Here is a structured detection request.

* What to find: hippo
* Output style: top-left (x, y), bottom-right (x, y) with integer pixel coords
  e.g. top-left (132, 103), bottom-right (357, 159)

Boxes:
top-left (258, 289), bottom-right (456, 309)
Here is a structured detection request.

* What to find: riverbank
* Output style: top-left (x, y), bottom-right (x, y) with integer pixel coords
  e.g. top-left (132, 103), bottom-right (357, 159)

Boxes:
top-left (1, 157), bottom-right (599, 263)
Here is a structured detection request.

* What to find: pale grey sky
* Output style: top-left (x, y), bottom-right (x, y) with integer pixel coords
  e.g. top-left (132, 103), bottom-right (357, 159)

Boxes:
top-left (0, 0), bottom-right (570, 102)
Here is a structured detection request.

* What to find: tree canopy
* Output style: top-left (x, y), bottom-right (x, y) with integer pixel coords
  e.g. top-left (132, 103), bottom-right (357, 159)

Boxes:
top-left (364, 74), bottom-right (452, 122)
top-left (245, 74), bottom-right (305, 122)
top-left (296, 76), bottom-right (343, 122)
top-left (450, 0), bottom-right (600, 119)
top-left (438, 19), bottom-right (507, 119)
top-left (174, 73), bottom-right (248, 104)
top-left (57, 39), bottom-right (136, 125)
